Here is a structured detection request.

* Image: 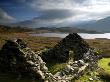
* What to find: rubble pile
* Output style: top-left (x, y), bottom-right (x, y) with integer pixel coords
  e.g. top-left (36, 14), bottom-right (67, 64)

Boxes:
top-left (41, 33), bottom-right (90, 63)
top-left (0, 33), bottom-right (101, 82)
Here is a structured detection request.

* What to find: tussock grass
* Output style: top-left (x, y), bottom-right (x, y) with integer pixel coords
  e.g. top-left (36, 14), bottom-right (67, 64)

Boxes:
top-left (86, 39), bottom-right (110, 55)
top-left (0, 33), bottom-right (61, 51)
top-left (46, 63), bottom-right (67, 74)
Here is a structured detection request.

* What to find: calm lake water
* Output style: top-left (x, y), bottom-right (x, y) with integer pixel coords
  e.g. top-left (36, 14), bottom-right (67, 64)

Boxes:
top-left (31, 33), bottom-right (110, 39)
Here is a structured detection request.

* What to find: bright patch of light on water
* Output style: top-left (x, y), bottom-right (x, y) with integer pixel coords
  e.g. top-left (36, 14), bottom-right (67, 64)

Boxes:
top-left (79, 33), bottom-right (110, 39)
top-left (31, 33), bottom-right (110, 39)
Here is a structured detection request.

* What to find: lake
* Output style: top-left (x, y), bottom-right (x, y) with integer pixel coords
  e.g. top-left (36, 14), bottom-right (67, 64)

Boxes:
top-left (30, 33), bottom-right (110, 39)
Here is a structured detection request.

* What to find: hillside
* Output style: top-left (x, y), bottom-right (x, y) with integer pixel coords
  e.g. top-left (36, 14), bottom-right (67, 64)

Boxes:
top-left (0, 25), bottom-right (32, 33)
top-left (77, 16), bottom-right (110, 32)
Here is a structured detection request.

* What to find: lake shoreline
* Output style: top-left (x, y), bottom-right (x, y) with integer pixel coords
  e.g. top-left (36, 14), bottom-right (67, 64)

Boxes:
top-left (30, 33), bottom-right (110, 39)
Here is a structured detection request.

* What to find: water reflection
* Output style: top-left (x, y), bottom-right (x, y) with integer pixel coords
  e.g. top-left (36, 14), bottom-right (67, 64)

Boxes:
top-left (31, 33), bottom-right (110, 39)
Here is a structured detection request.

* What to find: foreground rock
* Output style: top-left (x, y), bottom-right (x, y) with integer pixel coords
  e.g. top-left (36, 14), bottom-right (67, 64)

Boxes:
top-left (0, 33), bottom-right (101, 82)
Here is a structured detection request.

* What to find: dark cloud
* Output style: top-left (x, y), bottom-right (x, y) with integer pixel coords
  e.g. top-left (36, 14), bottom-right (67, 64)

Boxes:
top-left (35, 9), bottom-right (74, 20)
top-left (17, 9), bottom-right (76, 27)
top-left (0, 8), bottom-right (15, 24)
top-left (0, 0), bottom-right (110, 25)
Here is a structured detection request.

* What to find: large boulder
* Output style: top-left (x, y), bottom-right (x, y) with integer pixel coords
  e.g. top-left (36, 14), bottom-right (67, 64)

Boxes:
top-left (41, 33), bottom-right (90, 63)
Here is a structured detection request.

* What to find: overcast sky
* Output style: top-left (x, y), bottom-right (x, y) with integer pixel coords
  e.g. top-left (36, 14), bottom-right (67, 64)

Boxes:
top-left (0, 0), bottom-right (110, 25)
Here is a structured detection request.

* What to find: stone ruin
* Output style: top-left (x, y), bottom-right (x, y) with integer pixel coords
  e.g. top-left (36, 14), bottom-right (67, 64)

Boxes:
top-left (0, 33), bottom-right (101, 82)
top-left (41, 33), bottom-right (90, 63)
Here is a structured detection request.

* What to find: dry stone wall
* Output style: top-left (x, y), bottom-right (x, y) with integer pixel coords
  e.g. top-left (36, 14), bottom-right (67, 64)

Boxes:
top-left (0, 33), bottom-right (101, 82)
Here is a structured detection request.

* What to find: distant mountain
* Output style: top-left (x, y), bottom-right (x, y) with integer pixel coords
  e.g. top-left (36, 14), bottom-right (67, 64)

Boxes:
top-left (9, 18), bottom-right (100, 33)
top-left (35, 27), bottom-right (100, 34)
top-left (11, 20), bottom-right (40, 27)
top-left (0, 24), bottom-right (100, 34)
top-left (77, 16), bottom-right (110, 32)
top-left (10, 15), bottom-right (109, 33)
top-left (11, 19), bottom-right (56, 28)
top-left (0, 25), bottom-right (32, 33)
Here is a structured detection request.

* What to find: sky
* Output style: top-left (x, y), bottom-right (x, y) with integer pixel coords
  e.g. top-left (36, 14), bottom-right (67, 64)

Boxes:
top-left (0, 0), bottom-right (110, 26)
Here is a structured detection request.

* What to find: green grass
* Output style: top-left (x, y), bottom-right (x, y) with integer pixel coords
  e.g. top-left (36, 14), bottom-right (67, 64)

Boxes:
top-left (46, 63), bottom-right (67, 74)
top-left (98, 58), bottom-right (110, 82)
top-left (72, 71), bottom-right (101, 82)
top-left (98, 58), bottom-right (110, 73)
top-left (72, 58), bottom-right (110, 82)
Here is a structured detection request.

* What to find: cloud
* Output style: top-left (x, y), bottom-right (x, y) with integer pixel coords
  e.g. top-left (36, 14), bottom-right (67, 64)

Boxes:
top-left (0, 8), bottom-right (15, 24)
top-left (35, 9), bottom-right (75, 20)
top-left (11, 0), bottom-right (110, 27)
top-left (27, 8), bottom-right (87, 27)
top-left (73, 0), bottom-right (86, 4)
top-left (27, 0), bottom-right (75, 10)
top-left (2, 0), bottom-right (110, 25)
top-left (26, 0), bottom-right (110, 21)
top-left (28, 9), bottom-right (75, 27)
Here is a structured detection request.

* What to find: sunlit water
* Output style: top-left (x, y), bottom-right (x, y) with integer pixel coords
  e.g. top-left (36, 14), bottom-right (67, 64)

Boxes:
top-left (30, 33), bottom-right (110, 39)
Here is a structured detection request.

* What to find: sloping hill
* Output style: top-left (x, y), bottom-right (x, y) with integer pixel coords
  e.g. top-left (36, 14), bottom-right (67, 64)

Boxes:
top-left (78, 16), bottom-right (110, 32)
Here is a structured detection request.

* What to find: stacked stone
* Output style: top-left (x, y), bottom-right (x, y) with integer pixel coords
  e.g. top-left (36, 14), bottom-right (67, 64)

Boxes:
top-left (83, 48), bottom-right (100, 70)
top-left (52, 48), bottom-right (100, 81)
top-left (41, 33), bottom-right (90, 63)
top-left (0, 39), bottom-right (49, 80)
top-left (0, 39), bottom-right (73, 82)
top-left (53, 60), bottom-right (88, 81)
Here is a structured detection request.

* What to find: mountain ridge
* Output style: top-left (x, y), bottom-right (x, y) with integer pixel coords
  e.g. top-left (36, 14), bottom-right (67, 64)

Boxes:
top-left (76, 16), bottom-right (110, 32)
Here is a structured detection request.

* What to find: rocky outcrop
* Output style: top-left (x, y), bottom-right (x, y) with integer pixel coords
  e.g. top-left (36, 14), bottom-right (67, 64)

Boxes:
top-left (41, 33), bottom-right (90, 63)
top-left (0, 33), bottom-right (101, 82)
